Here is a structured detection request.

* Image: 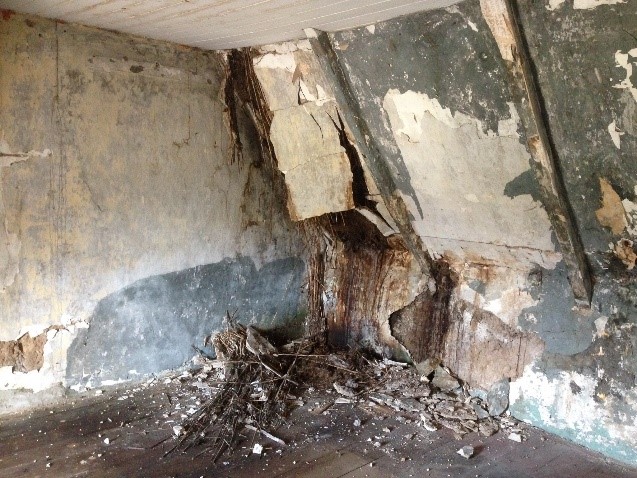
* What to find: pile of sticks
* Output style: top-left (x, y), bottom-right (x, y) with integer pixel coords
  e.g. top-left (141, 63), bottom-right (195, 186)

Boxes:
top-left (168, 318), bottom-right (311, 460)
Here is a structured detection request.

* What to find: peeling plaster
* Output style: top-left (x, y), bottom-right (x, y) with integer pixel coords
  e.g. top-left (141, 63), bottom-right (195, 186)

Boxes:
top-left (545, 0), bottom-right (567, 10)
top-left (595, 178), bottom-right (628, 235)
top-left (0, 327), bottom-right (74, 392)
top-left (510, 364), bottom-right (637, 464)
top-left (613, 49), bottom-right (637, 103)
top-left (613, 239), bottom-right (637, 269)
top-left (607, 121), bottom-right (623, 149)
top-left (456, 264), bottom-right (541, 327)
top-left (383, 89), bottom-right (557, 269)
top-left (259, 40), bottom-right (312, 55)
top-left (253, 52), bottom-right (296, 72)
top-left (574, 0), bottom-right (627, 9)
top-left (622, 188), bottom-right (637, 236)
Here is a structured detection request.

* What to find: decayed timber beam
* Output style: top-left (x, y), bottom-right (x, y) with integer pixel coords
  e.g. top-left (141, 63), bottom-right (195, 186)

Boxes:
top-left (480, 0), bottom-right (593, 306)
top-left (305, 28), bottom-right (433, 277)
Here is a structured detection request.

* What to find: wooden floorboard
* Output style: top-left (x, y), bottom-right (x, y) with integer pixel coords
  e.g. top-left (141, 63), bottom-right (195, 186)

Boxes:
top-left (0, 380), bottom-right (635, 478)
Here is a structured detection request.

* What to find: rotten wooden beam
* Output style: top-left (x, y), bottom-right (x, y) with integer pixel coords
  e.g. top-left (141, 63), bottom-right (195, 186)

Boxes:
top-left (480, 0), bottom-right (593, 306)
top-left (304, 28), bottom-right (433, 277)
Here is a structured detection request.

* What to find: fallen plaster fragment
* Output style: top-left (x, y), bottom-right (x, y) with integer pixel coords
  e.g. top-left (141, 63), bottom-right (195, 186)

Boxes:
top-left (432, 366), bottom-right (460, 391)
top-left (486, 378), bottom-right (510, 416)
top-left (457, 445), bottom-right (475, 458)
top-left (366, 24), bottom-right (376, 34)
top-left (607, 121), bottom-right (623, 149)
top-left (574, 0), bottom-right (626, 8)
top-left (252, 443), bottom-right (264, 455)
top-left (595, 178), bottom-right (627, 235)
top-left (508, 432), bottom-right (523, 442)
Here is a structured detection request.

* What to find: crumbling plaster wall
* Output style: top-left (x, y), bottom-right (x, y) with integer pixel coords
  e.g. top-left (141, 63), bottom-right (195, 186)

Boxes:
top-left (0, 12), bottom-right (305, 402)
top-left (251, 0), bottom-right (637, 465)
top-left (507, 0), bottom-right (637, 463)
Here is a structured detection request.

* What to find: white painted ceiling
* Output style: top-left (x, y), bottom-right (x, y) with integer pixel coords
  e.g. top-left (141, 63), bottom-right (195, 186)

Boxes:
top-left (0, 0), bottom-right (458, 50)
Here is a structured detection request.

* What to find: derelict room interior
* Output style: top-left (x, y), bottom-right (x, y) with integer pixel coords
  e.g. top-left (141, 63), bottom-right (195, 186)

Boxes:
top-left (1, 0), bottom-right (637, 477)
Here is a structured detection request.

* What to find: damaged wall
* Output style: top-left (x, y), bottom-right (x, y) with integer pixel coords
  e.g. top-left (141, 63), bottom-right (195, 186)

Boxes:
top-left (507, 0), bottom-right (637, 463)
top-left (249, 0), bottom-right (637, 466)
top-left (0, 12), bottom-right (306, 400)
top-left (3, 0), bottom-right (637, 466)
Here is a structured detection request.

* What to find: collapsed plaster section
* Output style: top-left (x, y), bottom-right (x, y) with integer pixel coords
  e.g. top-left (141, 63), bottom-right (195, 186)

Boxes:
top-left (252, 40), bottom-right (435, 357)
top-left (253, 43), bottom-right (397, 234)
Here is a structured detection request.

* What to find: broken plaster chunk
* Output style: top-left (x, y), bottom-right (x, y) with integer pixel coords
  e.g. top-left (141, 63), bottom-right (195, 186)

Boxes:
top-left (486, 378), bottom-right (510, 417)
top-left (471, 401), bottom-right (490, 420)
top-left (508, 432), bottom-right (524, 442)
top-left (173, 425), bottom-right (184, 437)
top-left (415, 358), bottom-right (440, 377)
top-left (431, 366), bottom-right (460, 391)
top-left (420, 414), bottom-right (439, 432)
top-left (457, 445), bottom-right (475, 459)
top-left (252, 443), bottom-right (264, 455)
top-left (333, 382), bottom-right (357, 398)
top-left (478, 419), bottom-right (499, 437)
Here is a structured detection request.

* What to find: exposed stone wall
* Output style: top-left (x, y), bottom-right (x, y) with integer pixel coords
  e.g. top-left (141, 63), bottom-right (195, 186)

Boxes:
top-left (0, 12), bottom-right (306, 400)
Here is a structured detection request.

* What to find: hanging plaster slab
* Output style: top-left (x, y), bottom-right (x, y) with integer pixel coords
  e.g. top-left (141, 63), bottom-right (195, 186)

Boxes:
top-left (269, 103), bottom-right (355, 220)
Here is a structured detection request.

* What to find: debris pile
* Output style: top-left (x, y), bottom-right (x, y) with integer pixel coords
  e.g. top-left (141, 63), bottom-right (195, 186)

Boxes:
top-left (171, 319), bottom-right (524, 461)
top-left (168, 320), bottom-right (312, 459)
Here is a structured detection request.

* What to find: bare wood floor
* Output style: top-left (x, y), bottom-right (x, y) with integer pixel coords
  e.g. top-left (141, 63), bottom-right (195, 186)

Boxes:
top-left (1, 379), bottom-right (635, 478)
